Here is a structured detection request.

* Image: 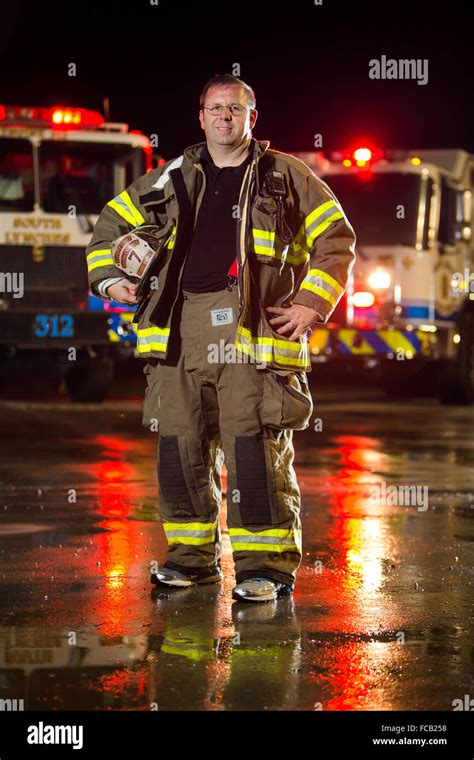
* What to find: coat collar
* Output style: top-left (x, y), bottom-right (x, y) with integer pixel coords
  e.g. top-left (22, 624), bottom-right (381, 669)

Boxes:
top-left (183, 137), bottom-right (270, 165)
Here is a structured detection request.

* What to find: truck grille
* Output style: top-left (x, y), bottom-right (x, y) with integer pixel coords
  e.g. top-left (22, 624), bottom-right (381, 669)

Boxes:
top-left (0, 245), bottom-right (89, 310)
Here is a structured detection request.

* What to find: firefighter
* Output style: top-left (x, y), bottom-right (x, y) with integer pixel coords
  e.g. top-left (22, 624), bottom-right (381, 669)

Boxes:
top-left (85, 73), bottom-right (356, 603)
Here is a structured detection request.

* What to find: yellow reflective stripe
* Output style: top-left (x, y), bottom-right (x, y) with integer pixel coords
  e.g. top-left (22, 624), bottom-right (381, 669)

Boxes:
top-left (253, 229), bottom-right (275, 240)
top-left (305, 200), bottom-right (336, 229)
top-left (252, 228), bottom-right (276, 256)
top-left (229, 527), bottom-right (302, 553)
top-left (229, 528), bottom-right (297, 538)
top-left (165, 225), bottom-right (177, 250)
top-left (253, 229), bottom-right (310, 266)
top-left (299, 282), bottom-right (337, 307)
top-left (237, 325), bottom-right (300, 351)
top-left (86, 249), bottom-right (114, 272)
top-left (235, 325), bottom-right (310, 368)
top-left (108, 198), bottom-right (136, 226)
top-left (137, 343), bottom-right (167, 354)
top-left (164, 520), bottom-right (217, 531)
top-left (287, 241), bottom-right (310, 265)
top-left (136, 326), bottom-right (170, 355)
top-left (120, 190), bottom-right (145, 225)
top-left (108, 190), bottom-right (145, 227)
top-left (254, 246), bottom-right (274, 256)
top-left (166, 536), bottom-right (214, 546)
top-left (137, 327), bottom-right (170, 338)
top-left (307, 268), bottom-right (344, 296)
top-left (163, 519), bottom-right (217, 545)
top-left (86, 248), bottom-right (112, 261)
top-left (137, 344), bottom-right (167, 354)
top-left (307, 211), bottom-right (343, 247)
top-left (235, 342), bottom-right (307, 367)
top-left (88, 259), bottom-right (114, 272)
top-left (236, 341), bottom-right (272, 360)
top-left (303, 201), bottom-right (344, 247)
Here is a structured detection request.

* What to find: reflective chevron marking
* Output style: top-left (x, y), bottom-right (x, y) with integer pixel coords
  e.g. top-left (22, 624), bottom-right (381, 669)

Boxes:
top-left (309, 328), bottom-right (435, 357)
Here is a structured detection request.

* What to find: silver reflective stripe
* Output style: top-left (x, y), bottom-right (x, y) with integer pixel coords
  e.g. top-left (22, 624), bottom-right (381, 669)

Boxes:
top-left (229, 534), bottom-right (296, 545)
top-left (303, 273), bottom-right (339, 298)
top-left (253, 235), bottom-right (274, 249)
top-left (153, 155), bottom-right (184, 189)
top-left (165, 529), bottom-right (215, 538)
top-left (88, 252), bottom-right (113, 266)
top-left (138, 334), bottom-right (170, 346)
top-left (306, 204), bottom-right (340, 238)
top-left (113, 195), bottom-right (134, 217)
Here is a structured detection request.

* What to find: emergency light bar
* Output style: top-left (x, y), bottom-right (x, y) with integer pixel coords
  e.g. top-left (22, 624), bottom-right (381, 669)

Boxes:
top-left (332, 144), bottom-right (384, 168)
top-left (0, 105), bottom-right (104, 128)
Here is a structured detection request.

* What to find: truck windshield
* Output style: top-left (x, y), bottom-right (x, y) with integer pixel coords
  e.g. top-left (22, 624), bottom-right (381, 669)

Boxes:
top-left (0, 139), bottom-right (34, 211)
top-left (38, 141), bottom-right (146, 214)
top-left (324, 172), bottom-right (431, 247)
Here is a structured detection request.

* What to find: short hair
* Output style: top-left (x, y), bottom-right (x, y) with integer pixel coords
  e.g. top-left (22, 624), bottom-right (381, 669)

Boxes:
top-left (199, 74), bottom-right (256, 110)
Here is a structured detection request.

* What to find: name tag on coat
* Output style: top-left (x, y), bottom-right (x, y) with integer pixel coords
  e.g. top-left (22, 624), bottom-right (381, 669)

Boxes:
top-left (211, 307), bottom-right (233, 326)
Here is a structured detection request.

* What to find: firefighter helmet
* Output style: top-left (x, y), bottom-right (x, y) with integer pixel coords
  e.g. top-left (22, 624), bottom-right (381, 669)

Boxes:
top-left (111, 225), bottom-right (167, 279)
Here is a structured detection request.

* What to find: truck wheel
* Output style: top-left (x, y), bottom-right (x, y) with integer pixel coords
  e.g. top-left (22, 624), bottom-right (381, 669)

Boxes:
top-left (438, 311), bottom-right (474, 405)
top-left (65, 355), bottom-right (115, 403)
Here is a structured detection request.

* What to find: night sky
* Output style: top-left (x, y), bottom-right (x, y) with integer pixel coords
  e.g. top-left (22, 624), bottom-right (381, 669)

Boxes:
top-left (1, 0), bottom-right (473, 160)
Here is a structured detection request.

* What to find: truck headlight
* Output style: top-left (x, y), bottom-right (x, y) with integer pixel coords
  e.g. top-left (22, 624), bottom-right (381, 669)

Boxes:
top-left (351, 291), bottom-right (375, 308)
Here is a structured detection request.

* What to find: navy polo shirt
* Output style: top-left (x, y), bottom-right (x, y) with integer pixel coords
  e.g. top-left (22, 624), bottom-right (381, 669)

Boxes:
top-left (181, 143), bottom-right (253, 292)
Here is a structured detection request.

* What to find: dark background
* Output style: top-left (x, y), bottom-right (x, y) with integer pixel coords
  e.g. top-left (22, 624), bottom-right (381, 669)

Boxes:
top-left (1, 0), bottom-right (472, 159)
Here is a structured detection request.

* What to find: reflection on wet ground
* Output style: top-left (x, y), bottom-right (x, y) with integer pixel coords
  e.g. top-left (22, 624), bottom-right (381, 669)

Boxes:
top-left (0, 392), bottom-right (473, 710)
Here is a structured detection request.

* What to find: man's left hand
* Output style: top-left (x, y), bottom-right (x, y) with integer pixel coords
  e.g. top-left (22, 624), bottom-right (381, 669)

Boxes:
top-left (266, 303), bottom-right (321, 341)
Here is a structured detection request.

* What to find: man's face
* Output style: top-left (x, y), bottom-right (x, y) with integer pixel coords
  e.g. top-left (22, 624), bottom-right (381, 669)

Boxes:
top-left (199, 84), bottom-right (257, 149)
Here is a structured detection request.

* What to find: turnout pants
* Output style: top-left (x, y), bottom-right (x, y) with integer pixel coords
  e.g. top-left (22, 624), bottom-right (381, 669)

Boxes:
top-left (143, 283), bottom-right (313, 589)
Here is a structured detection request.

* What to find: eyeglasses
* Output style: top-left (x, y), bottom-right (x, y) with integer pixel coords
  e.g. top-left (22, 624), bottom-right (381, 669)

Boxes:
top-left (203, 104), bottom-right (251, 116)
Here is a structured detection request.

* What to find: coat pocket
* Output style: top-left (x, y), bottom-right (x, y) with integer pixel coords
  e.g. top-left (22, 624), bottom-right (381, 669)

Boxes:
top-left (261, 369), bottom-right (313, 431)
top-left (142, 359), bottom-right (160, 430)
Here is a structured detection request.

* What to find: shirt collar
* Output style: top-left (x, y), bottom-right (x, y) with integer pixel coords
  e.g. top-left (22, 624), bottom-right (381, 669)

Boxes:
top-left (201, 140), bottom-right (255, 170)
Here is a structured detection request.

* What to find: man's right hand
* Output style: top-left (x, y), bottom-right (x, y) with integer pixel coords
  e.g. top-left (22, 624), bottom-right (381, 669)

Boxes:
top-left (106, 278), bottom-right (139, 305)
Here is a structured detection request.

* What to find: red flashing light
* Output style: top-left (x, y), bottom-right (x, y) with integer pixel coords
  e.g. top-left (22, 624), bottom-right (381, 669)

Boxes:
top-left (339, 143), bottom-right (384, 168)
top-left (353, 147), bottom-right (372, 164)
top-left (0, 104), bottom-right (104, 128)
top-left (49, 107), bottom-right (104, 128)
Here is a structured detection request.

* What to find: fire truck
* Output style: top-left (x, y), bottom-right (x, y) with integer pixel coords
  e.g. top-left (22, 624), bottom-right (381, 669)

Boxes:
top-left (292, 145), bottom-right (474, 404)
top-left (0, 104), bottom-right (155, 401)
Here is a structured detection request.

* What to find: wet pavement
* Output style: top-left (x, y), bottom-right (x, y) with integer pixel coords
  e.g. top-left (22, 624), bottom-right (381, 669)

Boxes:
top-left (0, 385), bottom-right (473, 711)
